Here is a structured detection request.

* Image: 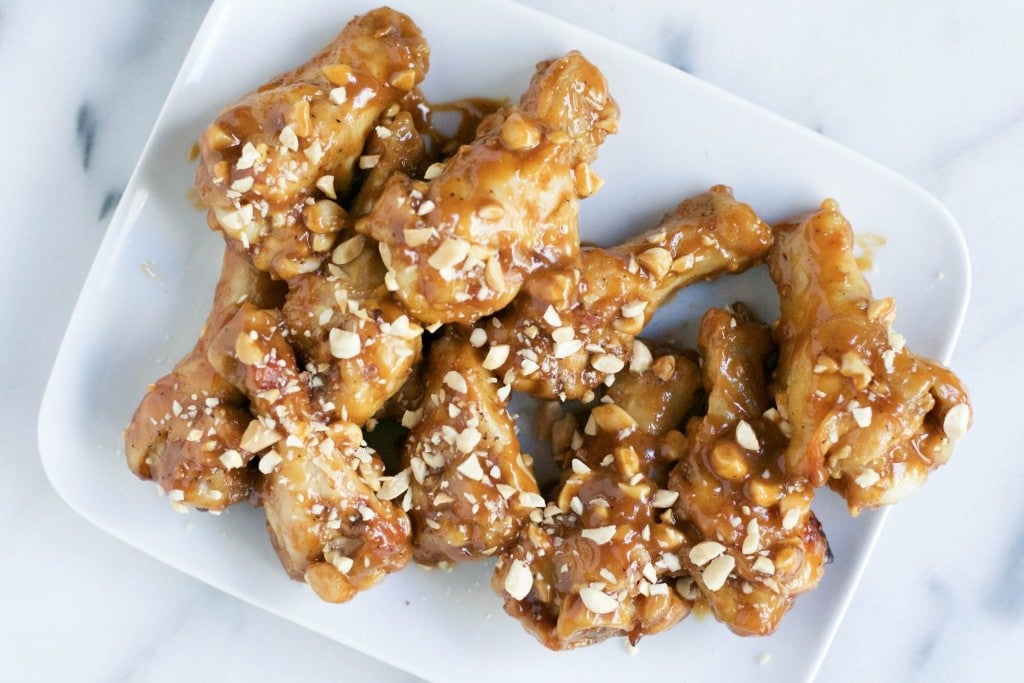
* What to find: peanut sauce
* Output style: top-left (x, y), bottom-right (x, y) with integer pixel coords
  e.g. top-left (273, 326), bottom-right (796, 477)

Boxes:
top-left (410, 95), bottom-right (508, 162)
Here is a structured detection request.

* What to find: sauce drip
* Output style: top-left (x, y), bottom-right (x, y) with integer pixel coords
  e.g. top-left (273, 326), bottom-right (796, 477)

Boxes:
top-left (410, 95), bottom-right (508, 163)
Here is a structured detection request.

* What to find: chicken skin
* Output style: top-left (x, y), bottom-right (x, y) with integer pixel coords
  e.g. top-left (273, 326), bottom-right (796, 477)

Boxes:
top-left (769, 200), bottom-right (972, 514)
top-left (401, 329), bottom-right (541, 566)
top-left (196, 8), bottom-right (430, 279)
top-left (207, 303), bottom-right (412, 602)
top-left (280, 110), bottom-right (429, 426)
top-left (603, 341), bottom-right (701, 436)
top-left (125, 247), bottom-right (285, 510)
top-left (281, 228), bottom-right (424, 427)
top-left (669, 306), bottom-right (829, 636)
top-left (356, 51), bottom-right (619, 325)
top-left (476, 185), bottom-right (771, 401)
top-left (493, 349), bottom-right (702, 650)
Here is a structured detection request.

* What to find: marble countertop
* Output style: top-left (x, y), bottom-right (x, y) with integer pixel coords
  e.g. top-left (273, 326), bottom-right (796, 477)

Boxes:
top-left (3, 1), bottom-right (1021, 680)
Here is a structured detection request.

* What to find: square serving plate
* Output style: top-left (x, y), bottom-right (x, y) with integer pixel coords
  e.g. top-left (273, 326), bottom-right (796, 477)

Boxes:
top-left (39, 0), bottom-right (970, 681)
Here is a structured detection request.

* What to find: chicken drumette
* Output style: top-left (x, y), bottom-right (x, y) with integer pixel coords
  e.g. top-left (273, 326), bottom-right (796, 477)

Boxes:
top-left (400, 329), bottom-right (541, 566)
top-left (604, 340), bottom-right (702, 436)
top-left (281, 228), bottom-right (424, 426)
top-left (125, 247), bottom-right (286, 510)
top-left (207, 303), bottom-right (412, 602)
top-left (281, 109), bottom-right (430, 426)
top-left (196, 8), bottom-right (430, 279)
top-left (669, 306), bottom-right (829, 636)
top-left (769, 200), bottom-right (972, 514)
top-left (475, 185), bottom-right (771, 401)
top-left (493, 347), bottom-right (701, 650)
top-left (356, 51), bottom-right (620, 325)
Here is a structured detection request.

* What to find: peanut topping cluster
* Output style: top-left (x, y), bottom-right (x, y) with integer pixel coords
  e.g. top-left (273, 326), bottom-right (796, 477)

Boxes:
top-left (125, 5), bottom-right (971, 650)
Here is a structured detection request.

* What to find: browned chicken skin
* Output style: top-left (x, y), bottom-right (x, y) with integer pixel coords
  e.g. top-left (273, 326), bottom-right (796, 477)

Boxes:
top-left (401, 329), bottom-right (541, 566)
top-left (196, 8), bottom-right (430, 279)
top-left (604, 341), bottom-right (702, 436)
top-left (356, 51), bottom-right (619, 325)
top-left (493, 348), bottom-right (702, 650)
top-left (207, 303), bottom-right (412, 602)
top-left (124, 247), bottom-right (286, 510)
top-left (769, 200), bottom-right (972, 514)
top-left (350, 111), bottom-right (426, 217)
top-left (280, 110), bottom-right (429, 426)
top-left (476, 185), bottom-right (772, 401)
top-left (281, 229), bottom-right (424, 426)
top-left (669, 306), bottom-right (829, 636)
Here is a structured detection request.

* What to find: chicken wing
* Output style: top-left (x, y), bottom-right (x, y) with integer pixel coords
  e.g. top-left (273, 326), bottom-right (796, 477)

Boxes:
top-left (281, 110), bottom-right (428, 426)
top-left (356, 51), bottom-right (619, 325)
top-left (124, 246), bottom-right (286, 510)
top-left (281, 230), bottom-right (424, 426)
top-left (604, 341), bottom-right (701, 436)
top-left (350, 110), bottom-right (426, 218)
top-left (477, 185), bottom-right (771, 401)
top-left (769, 200), bottom-right (972, 514)
top-left (207, 303), bottom-right (412, 602)
top-left (196, 8), bottom-right (430, 279)
top-left (401, 329), bottom-right (540, 566)
top-left (493, 361), bottom-right (700, 650)
top-left (668, 306), bottom-right (829, 636)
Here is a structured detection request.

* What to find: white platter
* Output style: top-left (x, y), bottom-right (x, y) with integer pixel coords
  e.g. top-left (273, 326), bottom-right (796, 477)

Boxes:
top-left (38, 0), bottom-right (970, 681)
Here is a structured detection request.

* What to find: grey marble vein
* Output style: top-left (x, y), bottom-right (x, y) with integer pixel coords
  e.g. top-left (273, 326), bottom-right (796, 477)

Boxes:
top-left (662, 23), bottom-right (693, 73)
top-left (76, 102), bottom-right (97, 171)
top-left (987, 510), bottom-right (1024, 618)
top-left (99, 188), bottom-right (123, 221)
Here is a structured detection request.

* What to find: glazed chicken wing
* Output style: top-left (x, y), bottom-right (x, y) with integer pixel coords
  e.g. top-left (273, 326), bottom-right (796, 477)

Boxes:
top-left (769, 200), bottom-right (972, 514)
top-left (281, 231), bottom-right (424, 426)
top-left (477, 185), bottom-right (771, 400)
top-left (281, 110), bottom-right (428, 426)
top-left (356, 51), bottom-right (620, 325)
top-left (125, 247), bottom-right (286, 510)
top-left (350, 110), bottom-right (426, 218)
top-left (196, 8), bottom-right (429, 279)
top-left (207, 303), bottom-right (412, 602)
top-left (493, 354), bottom-right (702, 650)
top-left (604, 341), bottom-right (701, 436)
top-left (668, 306), bottom-right (829, 636)
top-left (401, 329), bottom-right (540, 566)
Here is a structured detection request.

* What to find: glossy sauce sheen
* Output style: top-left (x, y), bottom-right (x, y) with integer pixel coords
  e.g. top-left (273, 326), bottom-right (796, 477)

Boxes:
top-left (402, 330), bottom-right (540, 565)
top-left (770, 200), bottom-right (972, 514)
top-left (356, 52), bottom-right (620, 325)
top-left (480, 185), bottom-right (772, 401)
top-left (669, 307), bottom-right (828, 636)
top-left (195, 8), bottom-right (430, 279)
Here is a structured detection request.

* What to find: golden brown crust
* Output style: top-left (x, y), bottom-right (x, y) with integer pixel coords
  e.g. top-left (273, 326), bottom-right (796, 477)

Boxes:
top-left (355, 51), bottom-right (619, 325)
top-left (769, 200), bottom-right (972, 514)
top-left (127, 4), bottom-right (973, 633)
top-left (350, 111), bottom-right (426, 217)
top-left (493, 352), bottom-right (701, 650)
top-left (669, 306), bottom-right (829, 636)
top-left (281, 229), bottom-right (423, 427)
top-left (401, 329), bottom-right (540, 565)
top-left (206, 303), bottom-right (412, 602)
top-left (604, 341), bottom-right (701, 436)
top-left (477, 185), bottom-right (772, 401)
top-left (196, 8), bottom-right (430, 279)
top-left (124, 247), bottom-right (286, 510)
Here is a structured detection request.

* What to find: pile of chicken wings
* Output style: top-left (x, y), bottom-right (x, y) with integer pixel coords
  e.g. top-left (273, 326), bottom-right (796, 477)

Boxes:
top-left (125, 7), bottom-right (971, 650)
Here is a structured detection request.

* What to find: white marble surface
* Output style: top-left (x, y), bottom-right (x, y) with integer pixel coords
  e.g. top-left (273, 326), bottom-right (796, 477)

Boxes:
top-left (3, 1), bottom-right (1021, 680)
